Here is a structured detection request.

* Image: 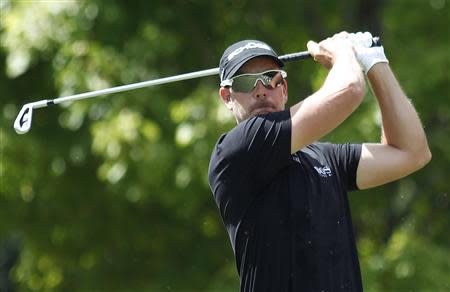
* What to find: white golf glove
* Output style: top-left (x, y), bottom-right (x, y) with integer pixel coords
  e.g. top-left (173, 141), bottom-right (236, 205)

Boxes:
top-left (349, 32), bottom-right (389, 74)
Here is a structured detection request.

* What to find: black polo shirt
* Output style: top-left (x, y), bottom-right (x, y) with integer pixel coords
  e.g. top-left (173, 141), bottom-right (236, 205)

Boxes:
top-left (208, 110), bottom-right (363, 292)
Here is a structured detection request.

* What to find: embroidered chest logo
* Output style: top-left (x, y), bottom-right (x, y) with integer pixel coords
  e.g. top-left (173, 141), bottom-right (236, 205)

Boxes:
top-left (314, 166), bottom-right (333, 177)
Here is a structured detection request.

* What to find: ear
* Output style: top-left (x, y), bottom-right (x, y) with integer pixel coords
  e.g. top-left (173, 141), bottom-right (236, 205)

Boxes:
top-left (219, 87), bottom-right (233, 110)
top-left (282, 79), bottom-right (288, 104)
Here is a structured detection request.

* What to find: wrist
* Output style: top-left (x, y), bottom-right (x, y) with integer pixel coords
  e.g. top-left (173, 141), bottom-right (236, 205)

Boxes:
top-left (355, 45), bottom-right (389, 74)
top-left (366, 62), bottom-right (390, 79)
top-left (333, 48), bottom-right (358, 67)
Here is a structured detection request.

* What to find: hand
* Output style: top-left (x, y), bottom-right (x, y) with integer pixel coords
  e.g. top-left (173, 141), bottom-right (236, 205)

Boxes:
top-left (307, 32), bottom-right (356, 69)
top-left (350, 32), bottom-right (389, 74)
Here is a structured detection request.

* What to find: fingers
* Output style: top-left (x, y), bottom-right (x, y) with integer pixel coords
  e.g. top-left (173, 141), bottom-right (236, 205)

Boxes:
top-left (307, 31), bottom-right (378, 71)
top-left (334, 31), bottom-right (349, 39)
top-left (307, 39), bottom-right (333, 69)
top-left (307, 40), bottom-right (319, 59)
top-left (348, 32), bottom-right (373, 48)
top-left (314, 32), bottom-right (353, 51)
top-left (307, 31), bottom-right (354, 68)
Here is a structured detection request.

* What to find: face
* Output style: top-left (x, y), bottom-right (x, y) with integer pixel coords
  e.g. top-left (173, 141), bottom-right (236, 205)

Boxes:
top-left (219, 56), bottom-right (288, 123)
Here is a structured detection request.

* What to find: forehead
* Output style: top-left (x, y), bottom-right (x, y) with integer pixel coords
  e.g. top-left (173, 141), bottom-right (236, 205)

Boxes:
top-left (238, 56), bottom-right (280, 74)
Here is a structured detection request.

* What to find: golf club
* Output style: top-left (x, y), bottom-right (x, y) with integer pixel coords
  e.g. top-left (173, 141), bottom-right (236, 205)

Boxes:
top-left (14, 37), bottom-right (380, 134)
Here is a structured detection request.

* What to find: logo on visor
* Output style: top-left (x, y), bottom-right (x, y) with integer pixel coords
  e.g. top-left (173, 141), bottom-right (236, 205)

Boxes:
top-left (227, 42), bottom-right (272, 61)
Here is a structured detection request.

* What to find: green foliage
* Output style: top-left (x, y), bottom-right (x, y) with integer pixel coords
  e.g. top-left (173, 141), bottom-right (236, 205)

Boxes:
top-left (0, 0), bottom-right (448, 291)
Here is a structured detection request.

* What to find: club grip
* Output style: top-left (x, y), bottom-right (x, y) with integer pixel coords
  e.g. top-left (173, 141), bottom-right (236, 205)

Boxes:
top-left (372, 36), bottom-right (381, 47)
top-left (279, 36), bottom-right (381, 62)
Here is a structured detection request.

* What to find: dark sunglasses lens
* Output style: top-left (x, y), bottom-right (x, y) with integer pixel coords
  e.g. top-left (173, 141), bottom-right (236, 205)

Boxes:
top-left (263, 71), bottom-right (278, 78)
top-left (232, 71), bottom-right (284, 93)
top-left (269, 72), bottom-right (284, 87)
top-left (232, 75), bottom-right (258, 93)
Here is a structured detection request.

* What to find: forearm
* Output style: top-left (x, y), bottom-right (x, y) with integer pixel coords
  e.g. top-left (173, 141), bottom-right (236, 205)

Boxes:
top-left (347, 32), bottom-right (431, 189)
top-left (290, 54), bottom-right (365, 152)
top-left (368, 63), bottom-right (431, 164)
top-left (322, 53), bottom-right (366, 97)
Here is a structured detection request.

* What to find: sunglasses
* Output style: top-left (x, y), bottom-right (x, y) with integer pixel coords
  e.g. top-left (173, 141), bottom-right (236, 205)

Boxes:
top-left (220, 69), bottom-right (287, 93)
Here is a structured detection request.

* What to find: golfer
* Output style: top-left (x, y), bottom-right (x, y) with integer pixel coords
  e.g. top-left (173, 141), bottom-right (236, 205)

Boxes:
top-left (208, 32), bottom-right (431, 291)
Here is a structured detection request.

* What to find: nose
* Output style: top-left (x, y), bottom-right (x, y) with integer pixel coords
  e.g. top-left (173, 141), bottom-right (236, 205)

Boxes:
top-left (253, 80), bottom-right (269, 99)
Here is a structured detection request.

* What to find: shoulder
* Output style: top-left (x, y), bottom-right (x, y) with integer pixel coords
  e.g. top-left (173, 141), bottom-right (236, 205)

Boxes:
top-left (301, 142), bottom-right (334, 158)
top-left (303, 142), bottom-right (362, 155)
top-left (209, 110), bottom-right (292, 181)
top-left (231, 109), bottom-right (291, 136)
top-left (214, 110), bottom-right (291, 153)
top-left (301, 142), bottom-right (362, 165)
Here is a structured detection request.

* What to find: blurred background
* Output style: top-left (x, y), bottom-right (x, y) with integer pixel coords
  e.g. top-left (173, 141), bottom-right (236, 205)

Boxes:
top-left (0, 0), bottom-right (448, 291)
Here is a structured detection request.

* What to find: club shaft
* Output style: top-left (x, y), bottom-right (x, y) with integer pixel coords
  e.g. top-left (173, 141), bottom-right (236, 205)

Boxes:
top-left (15, 37), bottom-right (382, 134)
top-left (50, 68), bottom-right (220, 106)
top-left (28, 36), bottom-right (381, 109)
top-left (34, 50), bottom-right (310, 108)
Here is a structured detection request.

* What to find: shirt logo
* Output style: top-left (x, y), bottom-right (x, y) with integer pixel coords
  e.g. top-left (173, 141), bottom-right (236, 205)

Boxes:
top-left (227, 42), bottom-right (272, 61)
top-left (314, 166), bottom-right (333, 177)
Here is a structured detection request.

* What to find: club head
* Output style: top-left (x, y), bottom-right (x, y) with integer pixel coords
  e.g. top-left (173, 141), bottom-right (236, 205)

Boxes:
top-left (14, 104), bottom-right (34, 134)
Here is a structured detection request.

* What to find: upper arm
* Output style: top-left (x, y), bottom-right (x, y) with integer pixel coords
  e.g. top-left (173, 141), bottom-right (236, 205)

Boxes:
top-left (356, 143), bottom-right (430, 190)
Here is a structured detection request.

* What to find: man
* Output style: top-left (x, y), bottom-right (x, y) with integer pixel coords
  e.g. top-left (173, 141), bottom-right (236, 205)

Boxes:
top-left (208, 32), bottom-right (431, 291)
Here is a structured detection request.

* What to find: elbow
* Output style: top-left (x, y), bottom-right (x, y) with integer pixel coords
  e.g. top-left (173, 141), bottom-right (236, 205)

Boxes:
top-left (419, 146), bottom-right (432, 168)
top-left (417, 134), bottom-right (432, 168)
top-left (352, 67), bottom-right (366, 99)
top-left (347, 78), bottom-right (366, 104)
top-left (412, 145), bottom-right (432, 171)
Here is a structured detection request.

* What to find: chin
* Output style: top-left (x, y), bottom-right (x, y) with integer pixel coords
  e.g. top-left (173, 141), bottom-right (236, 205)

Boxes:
top-left (253, 108), bottom-right (275, 116)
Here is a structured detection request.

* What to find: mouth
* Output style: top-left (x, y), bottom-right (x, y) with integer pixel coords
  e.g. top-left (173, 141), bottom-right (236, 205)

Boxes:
top-left (251, 104), bottom-right (275, 116)
top-left (253, 107), bottom-right (273, 115)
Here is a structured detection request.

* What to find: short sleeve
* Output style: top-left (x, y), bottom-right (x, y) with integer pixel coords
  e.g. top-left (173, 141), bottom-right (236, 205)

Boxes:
top-left (315, 143), bottom-right (362, 191)
top-left (334, 143), bottom-right (362, 191)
